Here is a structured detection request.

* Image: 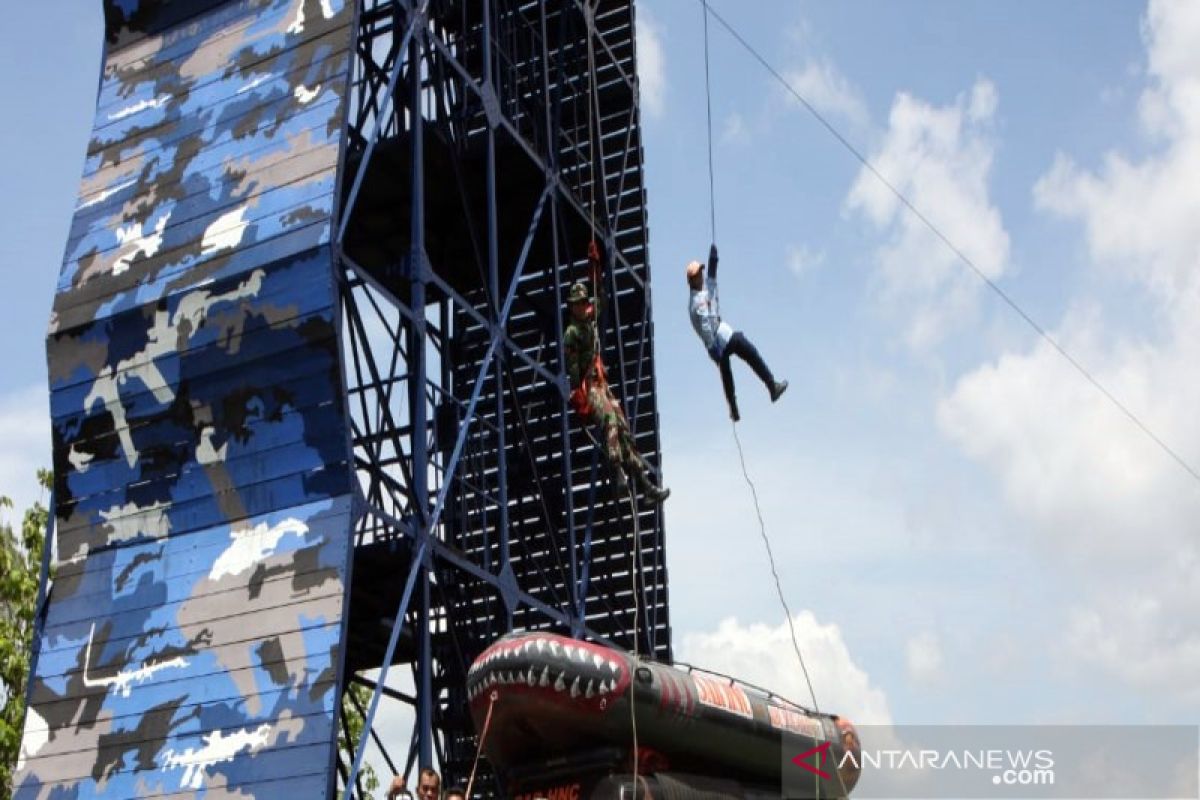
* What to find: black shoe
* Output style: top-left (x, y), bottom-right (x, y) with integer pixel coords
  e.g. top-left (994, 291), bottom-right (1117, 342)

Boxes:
top-left (769, 380), bottom-right (788, 403)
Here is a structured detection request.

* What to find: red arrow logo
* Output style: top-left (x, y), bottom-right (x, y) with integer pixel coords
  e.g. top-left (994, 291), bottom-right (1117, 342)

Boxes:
top-left (791, 740), bottom-right (832, 779)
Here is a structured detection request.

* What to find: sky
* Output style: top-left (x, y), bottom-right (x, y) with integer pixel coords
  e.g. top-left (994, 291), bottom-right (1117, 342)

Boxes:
top-left (0, 0), bottom-right (1197, 780)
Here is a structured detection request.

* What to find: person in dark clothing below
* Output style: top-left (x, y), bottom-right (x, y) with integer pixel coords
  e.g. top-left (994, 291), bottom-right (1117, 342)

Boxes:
top-left (565, 242), bottom-right (670, 505)
top-left (388, 768), bottom-right (440, 800)
top-left (687, 244), bottom-right (788, 422)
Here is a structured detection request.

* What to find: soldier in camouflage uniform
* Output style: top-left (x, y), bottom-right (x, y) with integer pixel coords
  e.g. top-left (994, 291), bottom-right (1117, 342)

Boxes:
top-left (564, 257), bottom-right (669, 505)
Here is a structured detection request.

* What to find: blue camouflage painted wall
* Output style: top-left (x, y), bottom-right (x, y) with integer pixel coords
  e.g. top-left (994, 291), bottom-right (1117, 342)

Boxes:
top-left (15, 1), bottom-right (358, 796)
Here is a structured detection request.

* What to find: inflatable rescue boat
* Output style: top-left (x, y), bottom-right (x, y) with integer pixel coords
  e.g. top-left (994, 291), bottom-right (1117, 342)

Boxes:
top-left (467, 632), bottom-right (862, 798)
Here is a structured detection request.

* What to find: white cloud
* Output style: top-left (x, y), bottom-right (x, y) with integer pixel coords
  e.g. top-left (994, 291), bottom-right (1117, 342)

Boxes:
top-left (786, 243), bottom-right (825, 279)
top-left (845, 78), bottom-right (1009, 351)
top-left (1065, 560), bottom-right (1200, 699)
top-left (784, 59), bottom-right (869, 132)
top-left (1136, 0), bottom-right (1200, 141)
top-left (636, 9), bottom-right (666, 120)
top-left (939, 276), bottom-right (1200, 701)
top-left (721, 111), bottom-right (749, 145)
top-left (1032, 5), bottom-right (1200, 299)
top-left (940, 0), bottom-right (1200, 698)
top-left (0, 384), bottom-right (50, 523)
top-left (678, 613), bottom-right (893, 725)
top-left (904, 631), bottom-right (943, 686)
top-left (939, 303), bottom-right (1200, 561)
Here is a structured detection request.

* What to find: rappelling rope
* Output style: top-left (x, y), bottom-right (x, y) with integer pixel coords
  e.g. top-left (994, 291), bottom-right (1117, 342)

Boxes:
top-left (698, 0), bottom-right (821, 718)
top-left (626, 481), bottom-right (642, 799)
top-left (585, 6), bottom-right (642, 791)
top-left (579, 436), bottom-right (644, 797)
top-left (701, 0), bottom-right (717, 243)
top-left (585, 1), bottom-right (600, 238)
top-left (730, 423), bottom-right (821, 714)
top-left (724, 424), bottom-right (840, 800)
top-left (731, 424), bottom-right (842, 800)
top-left (464, 690), bottom-right (498, 799)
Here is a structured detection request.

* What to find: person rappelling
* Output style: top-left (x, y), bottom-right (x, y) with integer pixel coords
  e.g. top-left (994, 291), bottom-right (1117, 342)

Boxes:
top-left (687, 244), bottom-right (788, 422)
top-left (565, 241), bottom-right (670, 505)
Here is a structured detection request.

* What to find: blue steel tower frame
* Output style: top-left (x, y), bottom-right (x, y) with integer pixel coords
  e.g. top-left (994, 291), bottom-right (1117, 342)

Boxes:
top-left (336, 0), bottom-right (669, 790)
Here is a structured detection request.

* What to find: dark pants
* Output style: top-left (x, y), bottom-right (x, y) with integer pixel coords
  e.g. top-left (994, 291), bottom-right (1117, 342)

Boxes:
top-left (718, 331), bottom-right (775, 416)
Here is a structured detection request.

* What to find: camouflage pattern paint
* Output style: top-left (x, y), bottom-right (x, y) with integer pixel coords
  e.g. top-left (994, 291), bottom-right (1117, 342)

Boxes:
top-left (15, 1), bottom-right (357, 796)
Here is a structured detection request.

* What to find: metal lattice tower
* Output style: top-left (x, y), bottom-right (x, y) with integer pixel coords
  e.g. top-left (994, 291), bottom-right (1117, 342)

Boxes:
top-left (17, 1), bottom-right (666, 797)
top-left (338, 0), bottom-right (668, 787)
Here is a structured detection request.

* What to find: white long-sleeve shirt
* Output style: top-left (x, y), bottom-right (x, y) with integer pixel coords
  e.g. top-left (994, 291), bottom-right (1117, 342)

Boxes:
top-left (689, 279), bottom-right (734, 359)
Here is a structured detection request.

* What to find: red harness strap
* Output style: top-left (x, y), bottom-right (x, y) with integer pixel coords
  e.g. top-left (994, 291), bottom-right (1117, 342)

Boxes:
top-left (570, 240), bottom-right (606, 418)
top-left (570, 354), bottom-right (606, 418)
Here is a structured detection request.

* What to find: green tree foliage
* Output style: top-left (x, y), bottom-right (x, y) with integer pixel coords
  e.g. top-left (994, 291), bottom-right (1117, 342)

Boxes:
top-left (0, 470), bottom-right (51, 795)
top-left (340, 681), bottom-right (380, 799)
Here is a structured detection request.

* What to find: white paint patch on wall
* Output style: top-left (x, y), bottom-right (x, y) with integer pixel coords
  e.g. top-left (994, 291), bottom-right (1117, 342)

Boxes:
top-left (162, 723), bottom-right (272, 790)
top-left (16, 707), bottom-right (48, 772)
top-left (209, 517), bottom-right (309, 580)
top-left (77, 178), bottom-right (136, 211)
top-left (200, 204), bottom-right (250, 255)
top-left (112, 212), bottom-right (170, 275)
top-left (237, 73), bottom-right (276, 95)
top-left (107, 94), bottom-right (170, 122)
top-left (67, 444), bottom-right (94, 472)
top-left (294, 84), bottom-right (321, 104)
top-left (195, 426), bottom-right (229, 466)
top-left (101, 500), bottom-right (171, 544)
top-left (285, 0), bottom-right (306, 35)
top-left (82, 623), bottom-right (190, 697)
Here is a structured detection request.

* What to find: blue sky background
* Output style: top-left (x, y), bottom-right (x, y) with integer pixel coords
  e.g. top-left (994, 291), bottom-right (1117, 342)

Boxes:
top-left (1, 0), bottom-right (1196, 771)
top-left (632, 0), bottom-right (1199, 731)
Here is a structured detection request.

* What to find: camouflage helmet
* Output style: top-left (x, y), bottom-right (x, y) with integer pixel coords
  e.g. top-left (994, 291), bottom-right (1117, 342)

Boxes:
top-left (567, 282), bottom-right (589, 304)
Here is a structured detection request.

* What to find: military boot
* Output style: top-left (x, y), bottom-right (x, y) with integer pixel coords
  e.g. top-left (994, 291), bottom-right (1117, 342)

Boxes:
top-left (636, 469), bottom-right (670, 505)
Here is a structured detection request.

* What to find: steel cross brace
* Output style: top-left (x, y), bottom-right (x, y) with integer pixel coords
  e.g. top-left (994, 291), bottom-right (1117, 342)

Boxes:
top-left (573, 0), bottom-right (638, 94)
top-left (339, 254), bottom-right (563, 395)
top-left (344, 537), bottom-right (429, 798)
top-left (425, 270), bottom-right (564, 390)
top-left (337, 0), bottom-right (430, 245)
top-left (425, 180), bottom-right (554, 537)
top-left (359, 498), bottom-right (619, 649)
top-left (342, 182), bottom-right (556, 788)
top-left (422, 29), bottom-right (646, 290)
